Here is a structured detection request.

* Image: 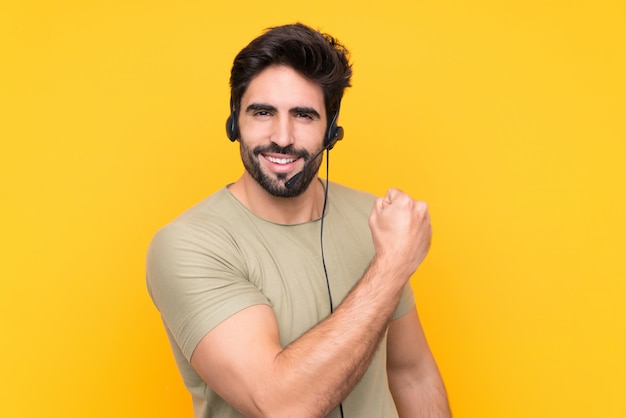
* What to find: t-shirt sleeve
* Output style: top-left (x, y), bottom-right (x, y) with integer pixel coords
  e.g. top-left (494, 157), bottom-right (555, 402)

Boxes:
top-left (146, 221), bottom-right (270, 361)
top-left (392, 282), bottom-right (416, 320)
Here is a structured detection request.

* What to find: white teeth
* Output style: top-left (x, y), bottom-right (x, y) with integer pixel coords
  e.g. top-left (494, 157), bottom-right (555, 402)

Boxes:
top-left (266, 156), bottom-right (296, 164)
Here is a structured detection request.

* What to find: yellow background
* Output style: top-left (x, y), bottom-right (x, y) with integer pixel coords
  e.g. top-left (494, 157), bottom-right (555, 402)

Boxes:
top-left (2, 1), bottom-right (625, 417)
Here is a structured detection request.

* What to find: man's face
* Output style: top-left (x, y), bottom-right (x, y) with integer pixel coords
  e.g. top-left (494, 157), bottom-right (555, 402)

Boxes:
top-left (237, 65), bottom-right (327, 197)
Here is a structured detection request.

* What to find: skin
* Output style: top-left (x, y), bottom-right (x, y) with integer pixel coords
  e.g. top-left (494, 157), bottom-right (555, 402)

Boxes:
top-left (191, 65), bottom-right (451, 417)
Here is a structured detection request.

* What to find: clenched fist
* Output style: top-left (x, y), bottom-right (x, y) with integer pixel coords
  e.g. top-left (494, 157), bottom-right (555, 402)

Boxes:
top-left (368, 188), bottom-right (432, 282)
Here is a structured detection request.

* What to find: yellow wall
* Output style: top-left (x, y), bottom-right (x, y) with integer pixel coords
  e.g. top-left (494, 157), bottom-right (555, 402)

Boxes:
top-left (2, 1), bottom-right (625, 417)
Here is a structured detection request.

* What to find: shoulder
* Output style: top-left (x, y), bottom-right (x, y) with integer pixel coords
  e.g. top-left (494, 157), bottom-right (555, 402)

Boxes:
top-left (149, 187), bottom-right (244, 250)
top-left (146, 188), bottom-right (266, 331)
top-left (146, 187), bottom-right (248, 291)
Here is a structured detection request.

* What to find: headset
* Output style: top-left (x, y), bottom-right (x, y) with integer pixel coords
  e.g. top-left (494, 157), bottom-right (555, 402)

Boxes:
top-left (225, 97), bottom-right (239, 142)
top-left (226, 97), bottom-right (344, 150)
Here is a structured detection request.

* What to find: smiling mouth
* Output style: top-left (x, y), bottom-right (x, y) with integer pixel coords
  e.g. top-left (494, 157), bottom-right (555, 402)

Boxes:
top-left (264, 155), bottom-right (298, 165)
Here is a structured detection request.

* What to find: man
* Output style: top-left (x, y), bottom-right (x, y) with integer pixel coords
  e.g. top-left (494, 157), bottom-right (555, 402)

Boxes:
top-left (147, 23), bottom-right (450, 418)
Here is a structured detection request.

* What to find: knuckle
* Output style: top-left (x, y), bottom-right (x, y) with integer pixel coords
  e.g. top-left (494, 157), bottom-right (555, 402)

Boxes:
top-left (415, 200), bottom-right (428, 213)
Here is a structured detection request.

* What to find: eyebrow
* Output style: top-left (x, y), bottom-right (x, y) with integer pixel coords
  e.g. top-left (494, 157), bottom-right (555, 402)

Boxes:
top-left (245, 103), bottom-right (321, 119)
top-left (245, 103), bottom-right (277, 113)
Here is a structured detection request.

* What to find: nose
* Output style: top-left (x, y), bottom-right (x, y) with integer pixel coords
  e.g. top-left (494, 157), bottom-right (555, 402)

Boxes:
top-left (270, 115), bottom-right (294, 148)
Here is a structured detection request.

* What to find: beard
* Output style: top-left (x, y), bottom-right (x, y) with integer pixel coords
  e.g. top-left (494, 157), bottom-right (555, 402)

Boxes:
top-left (240, 141), bottom-right (323, 197)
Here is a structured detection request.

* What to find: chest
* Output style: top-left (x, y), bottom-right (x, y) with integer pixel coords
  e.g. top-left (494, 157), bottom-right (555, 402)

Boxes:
top-left (235, 218), bottom-right (374, 346)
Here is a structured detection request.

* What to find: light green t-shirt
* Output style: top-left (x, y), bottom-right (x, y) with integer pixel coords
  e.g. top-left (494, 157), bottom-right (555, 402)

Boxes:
top-left (147, 181), bottom-right (415, 418)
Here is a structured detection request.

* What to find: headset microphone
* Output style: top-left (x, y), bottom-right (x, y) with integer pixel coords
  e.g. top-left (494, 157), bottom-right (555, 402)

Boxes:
top-left (284, 146), bottom-right (328, 189)
top-left (284, 171), bottom-right (303, 190)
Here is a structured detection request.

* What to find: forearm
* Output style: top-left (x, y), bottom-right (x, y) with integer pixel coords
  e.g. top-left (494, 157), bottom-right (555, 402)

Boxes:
top-left (254, 190), bottom-right (432, 416)
top-left (259, 257), bottom-right (409, 417)
top-left (386, 306), bottom-right (451, 418)
top-left (389, 369), bottom-right (451, 418)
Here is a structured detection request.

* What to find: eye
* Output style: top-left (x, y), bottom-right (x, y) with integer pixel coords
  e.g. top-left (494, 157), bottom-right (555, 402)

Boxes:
top-left (254, 110), bottom-right (272, 117)
top-left (295, 112), bottom-right (314, 120)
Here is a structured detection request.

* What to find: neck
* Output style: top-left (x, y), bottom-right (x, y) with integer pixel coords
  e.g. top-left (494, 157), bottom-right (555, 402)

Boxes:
top-left (228, 173), bottom-right (326, 225)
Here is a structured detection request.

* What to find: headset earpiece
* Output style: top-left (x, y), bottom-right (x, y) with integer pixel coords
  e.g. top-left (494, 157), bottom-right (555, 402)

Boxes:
top-left (325, 105), bottom-right (344, 150)
top-left (225, 97), bottom-right (238, 142)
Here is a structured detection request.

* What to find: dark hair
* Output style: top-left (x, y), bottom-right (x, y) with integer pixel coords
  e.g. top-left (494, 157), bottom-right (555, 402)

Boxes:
top-left (229, 23), bottom-right (352, 119)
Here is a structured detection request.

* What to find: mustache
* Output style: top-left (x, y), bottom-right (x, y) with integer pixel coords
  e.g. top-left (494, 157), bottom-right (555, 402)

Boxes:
top-left (252, 143), bottom-right (310, 159)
